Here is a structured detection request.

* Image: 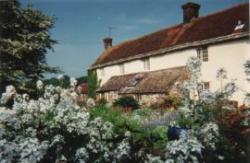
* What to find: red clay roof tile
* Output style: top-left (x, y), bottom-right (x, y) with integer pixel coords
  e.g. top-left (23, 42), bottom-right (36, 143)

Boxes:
top-left (92, 3), bottom-right (249, 67)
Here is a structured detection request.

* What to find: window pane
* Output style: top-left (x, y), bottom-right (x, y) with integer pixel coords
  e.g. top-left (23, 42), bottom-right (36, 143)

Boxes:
top-left (202, 47), bottom-right (208, 62)
top-left (197, 49), bottom-right (201, 59)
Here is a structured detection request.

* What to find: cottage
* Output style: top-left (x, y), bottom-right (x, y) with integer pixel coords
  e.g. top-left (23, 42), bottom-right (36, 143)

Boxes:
top-left (90, 2), bottom-right (250, 104)
top-left (97, 66), bottom-right (189, 105)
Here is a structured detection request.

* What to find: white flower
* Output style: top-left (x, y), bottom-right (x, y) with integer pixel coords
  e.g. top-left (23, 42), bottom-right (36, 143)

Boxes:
top-left (113, 139), bottom-right (130, 160)
top-left (200, 122), bottom-right (219, 150)
top-left (0, 85), bottom-right (16, 104)
top-left (36, 80), bottom-right (44, 90)
top-left (50, 135), bottom-right (64, 147)
top-left (17, 137), bottom-right (49, 162)
top-left (70, 77), bottom-right (77, 87)
top-left (218, 155), bottom-right (224, 160)
top-left (124, 131), bottom-right (131, 138)
top-left (22, 94), bottom-right (30, 102)
top-left (165, 131), bottom-right (204, 162)
top-left (75, 147), bottom-right (89, 163)
top-left (146, 154), bottom-right (163, 163)
top-left (86, 98), bottom-right (95, 108)
top-left (199, 89), bottom-right (216, 104)
top-left (57, 74), bottom-right (64, 80)
top-left (186, 57), bottom-right (201, 80)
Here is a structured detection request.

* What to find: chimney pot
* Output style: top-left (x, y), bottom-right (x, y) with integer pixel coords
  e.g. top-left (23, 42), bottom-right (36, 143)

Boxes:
top-left (103, 37), bottom-right (112, 50)
top-left (182, 2), bottom-right (200, 23)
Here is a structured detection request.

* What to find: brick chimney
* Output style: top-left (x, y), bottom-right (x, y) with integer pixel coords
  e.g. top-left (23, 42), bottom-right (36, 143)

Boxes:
top-left (103, 37), bottom-right (112, 50)
top-left (182, 2), bottom-right (200, 23)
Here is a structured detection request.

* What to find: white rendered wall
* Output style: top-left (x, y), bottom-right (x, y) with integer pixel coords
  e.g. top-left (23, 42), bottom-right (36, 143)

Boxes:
top-left (200, 40), bottom-right (250, 104)
top-left (96, 39), bottom-right (250, 104)
top-left (150, 49), bottom-right (196, 71)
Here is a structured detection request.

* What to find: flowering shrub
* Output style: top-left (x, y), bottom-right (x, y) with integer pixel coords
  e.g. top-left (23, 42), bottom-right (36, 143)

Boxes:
top-left (0, 83), bottom-right (130, 162)
top-left (0, 57), bottom-right (249, 163)
top-left (149, 57), bottom-right (249, 163)
top-left (165, 131), bottom-right (204, 163)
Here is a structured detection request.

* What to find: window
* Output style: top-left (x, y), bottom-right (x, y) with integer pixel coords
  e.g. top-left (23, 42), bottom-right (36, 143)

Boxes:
top-left (199, 82), bottom-right (210, 90)
top-left (197, 47), bottom-right (208, 62)
top-left (143, 58), bottom-right (150, 70)
top-left (129, 74), bottom-right (144, 87)
top-left (119, 64), bottom-right (125, 74)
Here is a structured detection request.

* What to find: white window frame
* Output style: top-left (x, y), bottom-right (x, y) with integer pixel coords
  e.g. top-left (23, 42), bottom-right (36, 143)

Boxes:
top-left (197, 47), bottom-right (208, 62)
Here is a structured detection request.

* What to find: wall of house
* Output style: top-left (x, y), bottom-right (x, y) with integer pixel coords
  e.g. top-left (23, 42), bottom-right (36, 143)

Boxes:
top-left (98, 91), bottom-right (119, 103)
top-left (96, 39), bottom-right (250, 104)
top-left (96, 65), bottom-right (120, 85)
top-left (200, 40), bottom-right (250, 104)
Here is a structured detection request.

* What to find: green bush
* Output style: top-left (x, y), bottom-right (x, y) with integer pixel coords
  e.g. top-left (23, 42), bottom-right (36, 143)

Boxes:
top-left (151, 126), bottom-right (168, 155)
top-left (113, 96), bottom-right (139, 110)
top-left (90, 106), bottom-right (169, 160)
top-left (176, 114), bottom-right (193, 128)
top-left (89, 105), bottom-right (141, 135)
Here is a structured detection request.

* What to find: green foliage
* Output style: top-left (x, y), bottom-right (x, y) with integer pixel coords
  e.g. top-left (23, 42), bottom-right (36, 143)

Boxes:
top-left (176, 114), bottom-right (193, 128)
top-left (89, 105), bottom-right (141, 135)
top-left (113, 96), bottom-right (139, 110)
top-left (133, 108), bottom-right (153, 117)
top-left (87, 70), bottom-right (100, 98)
top-left (151, 126), bottom-right (168, 154)
top-left (43, 75), bottom-right (87, 89)
top-left (163, 95), bottom-right (182, 109)
top-left (77, 76), bottom-right (87, 84)
top-left (44, 75), bottom-right (70, 88)
top-left (0, 1), bottom-right (60, 94)
top-left (90, 106), bottom-right (169, 160)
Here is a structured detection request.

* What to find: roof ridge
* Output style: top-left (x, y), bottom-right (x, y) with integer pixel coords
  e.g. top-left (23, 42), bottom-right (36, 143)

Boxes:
top-left (196, 2), bottom-right (249, 21)
top-left (93, 2), bottom-right (249, 67)
top-left (104, 2), bottom-right (248, 52)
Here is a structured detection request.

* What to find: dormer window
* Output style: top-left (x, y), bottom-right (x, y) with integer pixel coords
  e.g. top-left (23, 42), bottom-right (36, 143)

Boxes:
top-left (119, 64), bottom-right (125, 74)
top-left (197, 47), bottom-right (208, 62)
top-left (129, 74), bottom-right (144, 87)
top-left (143, 58), bottom-right (150, 71)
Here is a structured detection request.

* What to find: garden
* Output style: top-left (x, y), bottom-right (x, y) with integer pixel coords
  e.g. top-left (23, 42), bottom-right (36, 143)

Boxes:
top-left (0, 1), bottom-right (250, 162)
top-left (0, 57), bottom-right (250, 163)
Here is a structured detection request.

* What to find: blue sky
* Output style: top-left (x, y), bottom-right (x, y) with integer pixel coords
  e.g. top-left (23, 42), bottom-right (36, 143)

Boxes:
top-left (20, 0), bottom-right (247, 78)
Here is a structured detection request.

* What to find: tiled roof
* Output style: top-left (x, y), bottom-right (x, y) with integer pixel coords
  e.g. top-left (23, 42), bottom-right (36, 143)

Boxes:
top-left (97, 66), bottom-right (189, 94)
top-left (92, 3), bottom-right (249, 67)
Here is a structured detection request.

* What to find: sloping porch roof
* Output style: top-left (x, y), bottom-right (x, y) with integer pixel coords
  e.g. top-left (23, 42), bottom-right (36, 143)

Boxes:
top-left (97, 66), bottom-right (189, 94)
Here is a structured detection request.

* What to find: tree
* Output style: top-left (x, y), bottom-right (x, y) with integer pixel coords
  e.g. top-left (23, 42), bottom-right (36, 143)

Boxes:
top-left (87, 70), bottom-right (100, 98)
top-left (76, 76), bottom-right (87, 84)
top-left (0, 0), bottom-right (60, 94)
